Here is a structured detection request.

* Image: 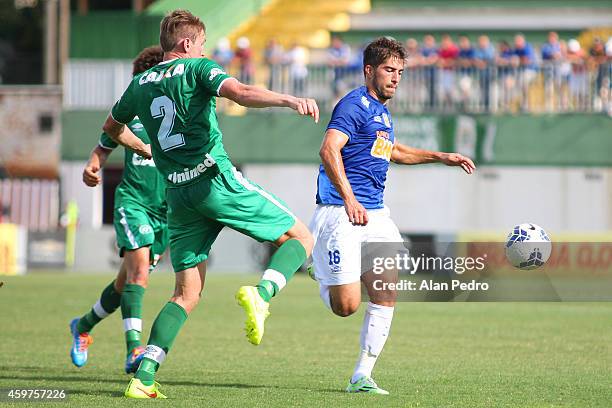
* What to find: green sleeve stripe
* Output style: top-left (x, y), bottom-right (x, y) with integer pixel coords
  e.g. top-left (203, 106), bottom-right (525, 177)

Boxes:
top-left (98, 141), bottom-right (115, 150)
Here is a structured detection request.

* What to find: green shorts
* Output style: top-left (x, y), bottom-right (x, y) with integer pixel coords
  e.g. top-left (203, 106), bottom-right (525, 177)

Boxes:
top-left (166, 167), bottom-right (296, 272)
top-left (113, 205), bottom-right (168, 264)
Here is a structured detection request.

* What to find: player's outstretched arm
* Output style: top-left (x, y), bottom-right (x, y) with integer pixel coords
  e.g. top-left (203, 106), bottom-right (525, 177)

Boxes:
top-left (320, 129), bottom-right (369, 225)
top-left (102, 115), bottom-right (152, 159)
top-left (82, 145), bottom-right (112, 187)
top-left (219, 78), bottom-right (319, 123)
top-left (391, 142), bottom-right (475, 174)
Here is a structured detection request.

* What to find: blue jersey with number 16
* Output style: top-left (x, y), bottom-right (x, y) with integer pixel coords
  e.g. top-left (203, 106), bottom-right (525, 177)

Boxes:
top-left (316, 86), bottom-right (394, 209)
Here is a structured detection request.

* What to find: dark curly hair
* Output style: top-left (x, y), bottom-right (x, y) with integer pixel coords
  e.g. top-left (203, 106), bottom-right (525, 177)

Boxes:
top-left (132, 46), bottom-right (164, 76)
top-left (363, 37), bottom-right (406, 76)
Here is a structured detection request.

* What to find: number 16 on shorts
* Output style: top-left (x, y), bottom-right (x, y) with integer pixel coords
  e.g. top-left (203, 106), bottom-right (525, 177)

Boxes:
top-left (328, 249), bottom-right (341, 269)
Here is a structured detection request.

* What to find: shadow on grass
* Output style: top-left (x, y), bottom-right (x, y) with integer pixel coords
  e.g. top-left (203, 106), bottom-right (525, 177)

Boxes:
top-left (67, 389), bottom-right (124, 398)
top-left (157, 380), bottom-right (270, 390)
top-left (0, 373), bottom-right (271, 391)
top-left (0, 370), bottom-right (348, 394)
top-left (0, 365), bottom-right (45, 372)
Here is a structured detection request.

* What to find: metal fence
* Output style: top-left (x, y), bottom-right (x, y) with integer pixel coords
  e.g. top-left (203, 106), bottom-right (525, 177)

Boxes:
top-left (63, 60), bottom-right (133, 110)
top-left (64, 60), bottom-right (612, 114)
top-left (0, 179), bottom-right (60, 231)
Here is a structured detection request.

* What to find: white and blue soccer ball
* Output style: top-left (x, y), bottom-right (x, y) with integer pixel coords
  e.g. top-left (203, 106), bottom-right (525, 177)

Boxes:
top-left (505, 223), bottom-right (552, 270)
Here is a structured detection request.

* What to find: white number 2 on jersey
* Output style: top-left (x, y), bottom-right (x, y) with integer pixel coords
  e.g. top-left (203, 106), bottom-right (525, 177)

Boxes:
top-left (150, 95), bottom-right (185, 152)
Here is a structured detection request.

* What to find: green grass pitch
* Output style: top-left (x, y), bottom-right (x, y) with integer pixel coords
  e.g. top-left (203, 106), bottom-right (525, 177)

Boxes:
top-left (0, 272), bottom-right (610, 407)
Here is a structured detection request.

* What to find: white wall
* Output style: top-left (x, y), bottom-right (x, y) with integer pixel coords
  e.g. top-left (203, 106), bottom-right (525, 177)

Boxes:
top-left (60, 163), bottom-right (611, 273)
top-left (242, 164), bottom-right (611, 233)
top-left (61, 163), bottom-right (612, 234)
top-left (60, 162), bottom-right (103, 229)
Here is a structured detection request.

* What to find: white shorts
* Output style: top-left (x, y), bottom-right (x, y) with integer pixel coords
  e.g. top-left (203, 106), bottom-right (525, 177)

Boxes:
top-left (309, 204), bottom-right (403, 286)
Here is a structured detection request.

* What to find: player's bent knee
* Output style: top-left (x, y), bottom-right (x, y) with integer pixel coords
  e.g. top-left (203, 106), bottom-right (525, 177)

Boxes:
top-left (297, 234), bottom-right (314, 257)
top-left (126, 265), bottom-right (150, 288)
top-left (291, 221), bottom-right (314, 255)
top-left (331, 300), bottom-right (360, 317)
top-left (276, 220), bottom-right (314, 256)
top-left (332, 305), bottom-right (358, 317)
top-left (113, 279), bottom-right (125, 293)
top-left (171, 293), bottom-right (200, 314)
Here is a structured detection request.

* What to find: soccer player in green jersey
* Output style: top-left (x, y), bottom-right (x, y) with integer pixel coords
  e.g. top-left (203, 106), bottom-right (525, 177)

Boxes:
top-left (69, 46), bottom-right (168, 374)
top-left (100, 10), bottom-right (319, 398)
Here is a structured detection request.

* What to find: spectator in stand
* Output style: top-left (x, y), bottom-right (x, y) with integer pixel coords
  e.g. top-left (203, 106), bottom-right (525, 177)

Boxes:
top-left (473, 35), bottom-right (496, 112)
top-left (496, 40), bottom-right (515, 111)
top-left (541, 31), bottom-right (563, 106)
top-left (497, 40), bottom-right (514, 65)
top-left (421, 34), bottom-right (438, 110)
top-left (513, 34), bottom-right (537, 70)
top-left (264, 38), bottom-right (285, 91)
top-left (457, 36), bottom-right (475, 72)
top-left (555, 40), bottom-right (573, 111)
top-left (437, 34), bottom-right (459, 109)
top-left (212, 37), bottom-right (233, 71)
top-left (286, 43), bottom-right (309, 95)
top-left (541, 31), bottom-right (562, 63)
top-left (512, 34), bottom-right (537, 110)
top-left (404, 38), bottom-right (421, 68)
top-left (457, 35), bottom-right (475, 109)
top-left (347, 41), bottom-right (365, 75)
top-left (234, 36), bottom-right (254, 85)
top-left (589, 37), bottom-right (608, 107)
top-left (403, 38), bottom-right (422, 109)
top-left (567, 39), bottom-right (588, 109)
top-left (328, 35), bottom-right (351, 98)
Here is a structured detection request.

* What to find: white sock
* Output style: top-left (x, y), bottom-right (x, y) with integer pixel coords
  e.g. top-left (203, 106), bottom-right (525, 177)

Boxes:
top-left (319, 284), bottom-right (332, 310)
top-left (351, 302), bottom-right (394, 383)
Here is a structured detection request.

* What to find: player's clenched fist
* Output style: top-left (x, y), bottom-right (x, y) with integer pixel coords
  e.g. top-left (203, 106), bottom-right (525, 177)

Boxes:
top-left (83, 165), bottom-right (101, 187)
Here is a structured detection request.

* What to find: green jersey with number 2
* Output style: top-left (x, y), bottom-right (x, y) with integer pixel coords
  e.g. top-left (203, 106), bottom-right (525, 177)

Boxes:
top-left (111, 57), bottom-right (233, 188)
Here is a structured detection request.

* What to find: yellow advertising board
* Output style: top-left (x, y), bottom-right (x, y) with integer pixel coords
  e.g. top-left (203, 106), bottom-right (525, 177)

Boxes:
top-left (0, 223), bottom-right (19, 275)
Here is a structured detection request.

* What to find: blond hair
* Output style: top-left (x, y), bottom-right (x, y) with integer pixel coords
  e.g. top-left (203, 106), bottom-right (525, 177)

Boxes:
top-left (159, 9), bottom-right (205, 52)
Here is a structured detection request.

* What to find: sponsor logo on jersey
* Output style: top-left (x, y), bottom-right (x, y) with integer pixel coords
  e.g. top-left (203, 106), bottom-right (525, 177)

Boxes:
top-left (132, 153), bottom-right (156, 167)
top-left (382, 113), bottom-right (391, 128)
top-left (139, 225), bottom-right (153, 234)
top-left (167, 153), bottom-right (216, 184)
top-left (138, 63), bottom-right (185, 85)
top-left (376, 130), bottom-right (390, 140)
top-left (361, 96), bottom-right (370, 108)
top-left (209, 68), bottom-right (225, 81)
top-left (373, 116), bottom-right (382, 123)
top-left (371, 134), bottom-right (393, 161)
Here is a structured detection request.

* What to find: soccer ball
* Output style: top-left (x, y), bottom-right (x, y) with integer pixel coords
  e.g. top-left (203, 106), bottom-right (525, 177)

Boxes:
top-left (505, 223), bottom-right (552, 270)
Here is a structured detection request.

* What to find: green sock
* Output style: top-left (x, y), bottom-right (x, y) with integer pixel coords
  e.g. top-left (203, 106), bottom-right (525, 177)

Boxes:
top-left (256, 239), bottom-right (307, 302)
top-left (136, 358), bottom-right (159, 386)
top-left (76, 280), bottom-right (121, 334)
top-left (135, 302), bottom-right (188, 386)
top-left (121, 284), bottom-right (145, 354)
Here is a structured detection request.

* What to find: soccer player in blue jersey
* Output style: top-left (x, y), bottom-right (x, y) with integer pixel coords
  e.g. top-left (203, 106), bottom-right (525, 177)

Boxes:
top-left (310, 37), bottom-right (476, 394)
